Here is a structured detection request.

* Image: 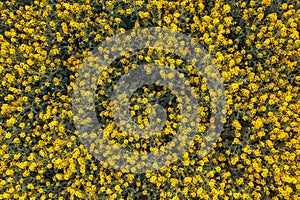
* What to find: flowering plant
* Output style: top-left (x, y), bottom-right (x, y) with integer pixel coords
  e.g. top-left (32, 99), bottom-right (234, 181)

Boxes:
top-left (0, 0), bottom-right (299, 199)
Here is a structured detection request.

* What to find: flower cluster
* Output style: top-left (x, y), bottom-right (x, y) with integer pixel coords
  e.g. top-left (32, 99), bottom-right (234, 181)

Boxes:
top-left (0, 0), bottom-right (299, 199)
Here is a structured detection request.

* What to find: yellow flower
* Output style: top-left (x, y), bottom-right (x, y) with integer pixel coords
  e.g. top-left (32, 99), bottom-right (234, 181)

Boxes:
top-left (252, 117), bottom-right (264, 130)
top-left (223, 4), bottom-right (231, 14)
top-left (262, 0), bottom-right (272, 6)
top-left (6, 118), bottom-right (17, 127)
